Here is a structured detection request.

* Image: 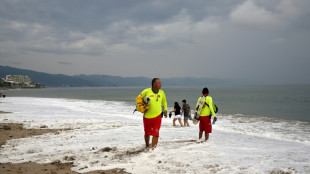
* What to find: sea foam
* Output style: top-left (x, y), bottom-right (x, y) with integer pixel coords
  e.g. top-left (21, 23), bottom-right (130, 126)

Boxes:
top-left (0, 97), bottom-right (309, 173)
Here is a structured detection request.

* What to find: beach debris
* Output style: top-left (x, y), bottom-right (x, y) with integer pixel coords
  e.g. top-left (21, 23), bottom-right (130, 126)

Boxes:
top-left (268, 168), bottom-right (297, 174)
top-left (2, 125), bottom-right (11, 130)
top-left (99, 147), bottom-right (117, 152)
top-left (51, 160), bottom-right (61, 165)
top-left (63, 155), bottom-right (76, 161)
top-left (40, 125), bottom-right (48, 128)
top-left (79, 166), bottom-right (88, 170)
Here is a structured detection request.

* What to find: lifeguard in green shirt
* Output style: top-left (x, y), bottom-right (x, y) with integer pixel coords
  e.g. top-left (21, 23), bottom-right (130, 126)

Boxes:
top-left (136, 78), bottom-right (168, 149)
top-left (195, 87), bottom-right (217, 141)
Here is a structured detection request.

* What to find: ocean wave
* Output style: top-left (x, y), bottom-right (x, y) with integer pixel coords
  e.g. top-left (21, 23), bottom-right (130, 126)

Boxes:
top-left (215, 114), bottom-right (310, 145)
top-left (1, 97), bottom-right (309, 144)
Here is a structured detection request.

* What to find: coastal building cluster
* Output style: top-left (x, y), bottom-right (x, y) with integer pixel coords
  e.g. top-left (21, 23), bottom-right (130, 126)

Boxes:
top-left (0, 75), bottom-right (44, 88)
top-left (5, 75), bottom-right (32, 85)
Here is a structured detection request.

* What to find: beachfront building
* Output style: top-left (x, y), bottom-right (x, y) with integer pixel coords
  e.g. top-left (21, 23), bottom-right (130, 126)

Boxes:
top-left (5, 75), bottom-right (32, 85)
top-left (2, 75), bottom-right (45, 88)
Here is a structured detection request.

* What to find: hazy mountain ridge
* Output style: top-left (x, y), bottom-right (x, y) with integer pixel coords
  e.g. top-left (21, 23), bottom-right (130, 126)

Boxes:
top-left (1, 65), bottom-right (243, 87)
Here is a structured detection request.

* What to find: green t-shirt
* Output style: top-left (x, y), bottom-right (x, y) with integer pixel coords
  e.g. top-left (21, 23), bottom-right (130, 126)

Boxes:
top-left (196, 96), bottom-right (216, 117)
top-left (140, 88), bottom-right (167, 118)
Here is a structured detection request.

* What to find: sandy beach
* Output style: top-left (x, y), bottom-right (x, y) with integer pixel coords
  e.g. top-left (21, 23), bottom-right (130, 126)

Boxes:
top-left (0, 112), bottom-right (129, 174)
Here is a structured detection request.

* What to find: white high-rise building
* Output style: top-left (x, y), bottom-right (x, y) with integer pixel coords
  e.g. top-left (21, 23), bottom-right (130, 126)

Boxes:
top-left (5, 75), bottom-right (32, 84)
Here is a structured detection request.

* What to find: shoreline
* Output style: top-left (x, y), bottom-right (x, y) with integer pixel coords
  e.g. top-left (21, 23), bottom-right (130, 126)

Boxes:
top-left (0, 118), bottom-right (129, 174)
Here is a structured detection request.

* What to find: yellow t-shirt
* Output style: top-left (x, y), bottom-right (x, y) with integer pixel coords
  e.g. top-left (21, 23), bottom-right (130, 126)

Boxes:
top-left (196, 96), bottom-right (216, 117)
top-left (138, 88), bottom-right (167, 118)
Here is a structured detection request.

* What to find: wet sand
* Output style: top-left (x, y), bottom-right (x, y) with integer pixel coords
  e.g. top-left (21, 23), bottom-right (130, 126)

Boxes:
top-left (0, 111), bottom-right (11, 114)
top-left (0, 113), bottom-right (130, 174)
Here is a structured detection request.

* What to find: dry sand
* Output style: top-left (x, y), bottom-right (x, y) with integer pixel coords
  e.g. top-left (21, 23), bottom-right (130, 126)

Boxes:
top-left (0, 112), bottom-right (130, 174)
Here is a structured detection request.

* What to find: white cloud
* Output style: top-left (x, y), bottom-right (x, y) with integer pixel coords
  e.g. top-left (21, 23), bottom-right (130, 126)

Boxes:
top-left (276, 0), bottom-right (300, 19)
top-left (66, 32), bottom-right (103, 51)
top-left (9, 21), bottom-right (27, 31)
top-left (230, 0), bottom-right (302, 29)
top-left (230, 0), bottom-right (279, 27)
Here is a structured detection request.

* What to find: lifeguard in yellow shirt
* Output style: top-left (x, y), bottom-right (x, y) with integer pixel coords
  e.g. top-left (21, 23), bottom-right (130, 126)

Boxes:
top-left (195, 87), bottom-right (217, 141)
top-left (136, 78), bottom-right (167, 149)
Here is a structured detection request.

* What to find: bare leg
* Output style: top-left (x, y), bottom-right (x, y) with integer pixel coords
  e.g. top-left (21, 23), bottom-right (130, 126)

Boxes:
top-left (173, 118), bottom-right (177, 126)
top-left (178, 118), bottom-right (183, 127)
top-left (152, 136), bottom-right (158, 149)
top-left (205, 133), bottom-right (209, 141)
top-left (145, 135), bottom-right (150, 148)
top-left (185, 120), bottom-right (190, 126)
top-left (199, 131), bottom-right (203, 139)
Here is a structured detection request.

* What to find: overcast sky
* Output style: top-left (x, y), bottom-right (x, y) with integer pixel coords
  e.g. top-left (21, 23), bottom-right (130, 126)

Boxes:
top-left (0, 0), bottom-right (310, 84)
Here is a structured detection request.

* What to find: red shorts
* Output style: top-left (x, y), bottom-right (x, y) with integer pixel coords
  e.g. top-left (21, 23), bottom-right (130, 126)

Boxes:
top-left (199, 116), bottom-right (212, 133)
top-left (143, 114), bottom-right (162, 137)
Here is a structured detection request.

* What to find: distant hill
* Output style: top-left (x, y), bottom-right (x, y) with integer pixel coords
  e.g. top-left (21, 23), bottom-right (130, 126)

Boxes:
top-left (0, 65), bottom-right (95, 87)
top-left (0, 65), bottom-right (242, 87)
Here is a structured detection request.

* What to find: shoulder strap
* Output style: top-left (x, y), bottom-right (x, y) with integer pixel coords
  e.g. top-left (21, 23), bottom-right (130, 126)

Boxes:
top-left (205, 101), bottom-right (218, 113)
top-left (204, 96), bottom-right (212, 108)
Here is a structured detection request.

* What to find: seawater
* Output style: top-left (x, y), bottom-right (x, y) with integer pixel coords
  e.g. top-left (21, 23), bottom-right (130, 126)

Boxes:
top-left (0, 85), bottom-right (310, 173)
top-left (3, 85), bottom-right (310, 121)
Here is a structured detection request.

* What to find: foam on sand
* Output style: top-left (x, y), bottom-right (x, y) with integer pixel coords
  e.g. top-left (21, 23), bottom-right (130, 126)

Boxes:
top-left (0, 97), bottom-right (309, 173)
